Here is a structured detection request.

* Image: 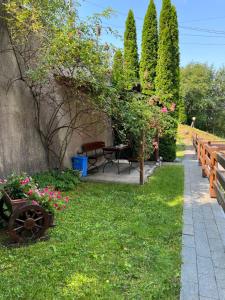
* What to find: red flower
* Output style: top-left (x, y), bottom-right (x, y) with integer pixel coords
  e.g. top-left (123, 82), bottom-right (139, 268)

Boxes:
top-left (28, 189), bottom-right (33, 195)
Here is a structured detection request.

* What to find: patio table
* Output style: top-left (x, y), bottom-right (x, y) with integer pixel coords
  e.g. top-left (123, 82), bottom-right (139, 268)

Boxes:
top-left (103, 144), bottom-right (129, 174)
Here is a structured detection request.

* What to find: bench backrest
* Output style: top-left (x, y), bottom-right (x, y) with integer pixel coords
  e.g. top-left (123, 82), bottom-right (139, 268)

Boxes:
top-left (82, 141), bottom-right (105, 153)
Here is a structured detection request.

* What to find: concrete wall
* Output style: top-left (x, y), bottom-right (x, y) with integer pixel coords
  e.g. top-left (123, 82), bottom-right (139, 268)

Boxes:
top-left (0, 19), bottom-right (112, 176)
top-left (0, 19), bottom-right (48, 176)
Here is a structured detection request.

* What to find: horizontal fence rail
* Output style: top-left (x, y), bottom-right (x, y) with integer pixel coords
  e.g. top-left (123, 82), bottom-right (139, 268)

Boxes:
top-left (214, 152), bottom-right (225, 211)
top-left (192, 134), bottom-right (225, 201)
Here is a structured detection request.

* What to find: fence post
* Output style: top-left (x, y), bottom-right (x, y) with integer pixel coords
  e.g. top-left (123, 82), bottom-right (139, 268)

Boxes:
top-left (210, 152), bottom-right (217, 198)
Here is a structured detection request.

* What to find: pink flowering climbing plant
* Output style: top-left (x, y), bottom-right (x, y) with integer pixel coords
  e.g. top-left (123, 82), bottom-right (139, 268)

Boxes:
top-left (161, 107), bottom-right (168, 113)
top-left (161, 103), bottom-right (176, 113)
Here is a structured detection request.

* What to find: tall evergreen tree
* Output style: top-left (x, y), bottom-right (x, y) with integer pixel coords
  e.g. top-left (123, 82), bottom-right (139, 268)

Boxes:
top-left (171, 5), bottom-right (180, 110)
top-left (140, 0), bottom-right (158, 95)
top-left (112, 49), bottom-right (124, 89)
top-left (155, 0), bottom-right (180, 161)
top-left (124, 9), bottom-right (139, 90)
top-left (155, 0), bottom-right (174, 104)
top-left (155, 0), bottom-right (180, 111)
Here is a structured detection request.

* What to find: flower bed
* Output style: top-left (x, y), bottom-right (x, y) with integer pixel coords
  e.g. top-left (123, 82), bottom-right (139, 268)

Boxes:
top-left (0, 173), bottom-right (69, 214)
top-left (0, 173), bottom-right (70, 242)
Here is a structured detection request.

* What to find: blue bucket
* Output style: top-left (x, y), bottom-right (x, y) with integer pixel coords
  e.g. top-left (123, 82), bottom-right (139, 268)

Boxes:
top-left (71, 155), bottom-right (88, 177)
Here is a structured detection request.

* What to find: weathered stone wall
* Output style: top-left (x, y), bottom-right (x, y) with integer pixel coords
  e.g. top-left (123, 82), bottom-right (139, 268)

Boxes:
top-left (0, 18), bottom-right (49, 176)
top-left (0, 19), bottom-right (112, 176)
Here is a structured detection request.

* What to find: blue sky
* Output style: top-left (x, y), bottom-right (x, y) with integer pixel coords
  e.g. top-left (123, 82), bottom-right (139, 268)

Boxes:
top-left (78, 0), bottom-right (225, 69)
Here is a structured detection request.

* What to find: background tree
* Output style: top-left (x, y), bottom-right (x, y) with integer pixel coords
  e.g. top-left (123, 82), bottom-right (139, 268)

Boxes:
top-left (140, 0), bottom-right (158, 95)
top-left (124, 9), bottom-right (139, 90)
top-left (212, 67), bottom-right (225, 136)
top-left (180, 63), bottom-right (214, 129)
top-left (112, 49), bottom-right (124, 89)
top-left (181, 63), bottom-right (225, 137)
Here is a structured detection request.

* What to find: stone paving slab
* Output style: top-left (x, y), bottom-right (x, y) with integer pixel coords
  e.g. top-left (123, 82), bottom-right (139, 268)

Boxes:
top-left (180, 147), bottom-right (225, 300)
top-left (81, 161), bottom-right (157, 184)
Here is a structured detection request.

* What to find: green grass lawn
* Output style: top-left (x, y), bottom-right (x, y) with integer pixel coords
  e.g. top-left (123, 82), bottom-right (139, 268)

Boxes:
top-left (0, 165), bottom-right (184, 300)
top-left (176, 137), bottom-right (185, 160)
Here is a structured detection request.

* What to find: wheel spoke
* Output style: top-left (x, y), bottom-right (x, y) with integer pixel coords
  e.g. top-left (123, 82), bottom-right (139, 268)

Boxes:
top-left (34, 216), bottom-right (43, 222)
top-left (14, 226), bottom-right (24, 231)
top-left (16, 218), bottom-right (25, 223)
top-left (35, 224), bottom-right (43, 229)
top-left (31, 211), bottom-right (36, 218)
top-left (25, 211), bottom-right (30, 218)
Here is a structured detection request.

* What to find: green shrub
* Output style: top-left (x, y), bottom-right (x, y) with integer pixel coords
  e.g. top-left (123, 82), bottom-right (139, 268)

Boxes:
top-left (159, 135), bottom-right (176, 162)
top-left (33, 169), bottom-right (80, 191)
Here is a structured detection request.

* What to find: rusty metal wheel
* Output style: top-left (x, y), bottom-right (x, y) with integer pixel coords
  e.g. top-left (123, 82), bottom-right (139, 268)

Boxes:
top-left (0, 196), bottom-right (12, 222)
top-left (8, 205), bottom-right (49, 243)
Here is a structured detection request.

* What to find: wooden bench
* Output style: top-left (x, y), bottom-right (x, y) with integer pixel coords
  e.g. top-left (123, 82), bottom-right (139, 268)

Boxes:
top-left (82, 141), bottom-right (105, 171)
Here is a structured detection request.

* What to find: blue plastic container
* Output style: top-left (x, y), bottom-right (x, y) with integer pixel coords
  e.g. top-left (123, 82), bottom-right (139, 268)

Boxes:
top-left (71, 155), bottom-right (88, 177)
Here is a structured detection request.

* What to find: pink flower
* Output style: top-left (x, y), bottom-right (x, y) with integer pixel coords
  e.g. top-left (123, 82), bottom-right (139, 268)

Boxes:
top-left (161, 107), bottom-right (168, 113)
top-left (21, 177), bottom-right (30, 185)
top-left (65, 197), bottom-right (69, 203)
top-left (0, 178), bottom-right (7, 184)
top-left (32, 200), bottom-right (39, 205)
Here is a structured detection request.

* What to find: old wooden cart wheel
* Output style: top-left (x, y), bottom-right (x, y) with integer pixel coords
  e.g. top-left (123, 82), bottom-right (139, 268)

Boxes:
top-left (0, 197), bottom-right (12, 222)
top-left (8, 205), bottom-right (49, 243)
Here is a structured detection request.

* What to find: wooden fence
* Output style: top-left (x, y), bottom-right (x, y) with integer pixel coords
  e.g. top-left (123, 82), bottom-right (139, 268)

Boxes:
top-left (214, 152), bottom-right (225, 210)
top-left (192, 134), bottom-right (225, 211)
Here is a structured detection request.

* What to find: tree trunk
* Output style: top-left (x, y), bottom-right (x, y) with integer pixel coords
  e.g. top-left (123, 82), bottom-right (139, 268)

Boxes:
top-left (155, 130), bottom-right (159, 162)
top-left (139, 130), bottom-right (145, 185)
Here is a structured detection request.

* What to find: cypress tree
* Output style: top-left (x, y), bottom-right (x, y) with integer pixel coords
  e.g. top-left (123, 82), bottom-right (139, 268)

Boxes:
top-left (140, 0), bottom-right (158, 95)
top-left (156, 0), bottom-right (180, 161)
top-left (155, 0), bottom-right (180, 108)
top-left (124, 9), bottom-right (139, 90)
top-left (112, 49), bottom-right (124, 89)
top-left (155, 0), bottom-right (174, 104)
top-left (171, 5), bottom-right (180, 112)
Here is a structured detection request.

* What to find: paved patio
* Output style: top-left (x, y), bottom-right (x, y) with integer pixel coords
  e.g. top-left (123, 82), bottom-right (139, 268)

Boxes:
top-left (181, 146), bottom-right (225, 300)
top-left (81, 160), bottom-right (157, 184)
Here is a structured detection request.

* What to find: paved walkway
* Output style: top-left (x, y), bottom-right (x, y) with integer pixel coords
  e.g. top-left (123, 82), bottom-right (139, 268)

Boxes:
top-left (181, 146), bottom-right (225, 300)
top-left (82, 161), bottom-right (156, 184)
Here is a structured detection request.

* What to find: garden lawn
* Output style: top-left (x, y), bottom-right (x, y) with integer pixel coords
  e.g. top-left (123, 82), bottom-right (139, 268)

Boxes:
top-left (0, 165), bottom-right (184, 300)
